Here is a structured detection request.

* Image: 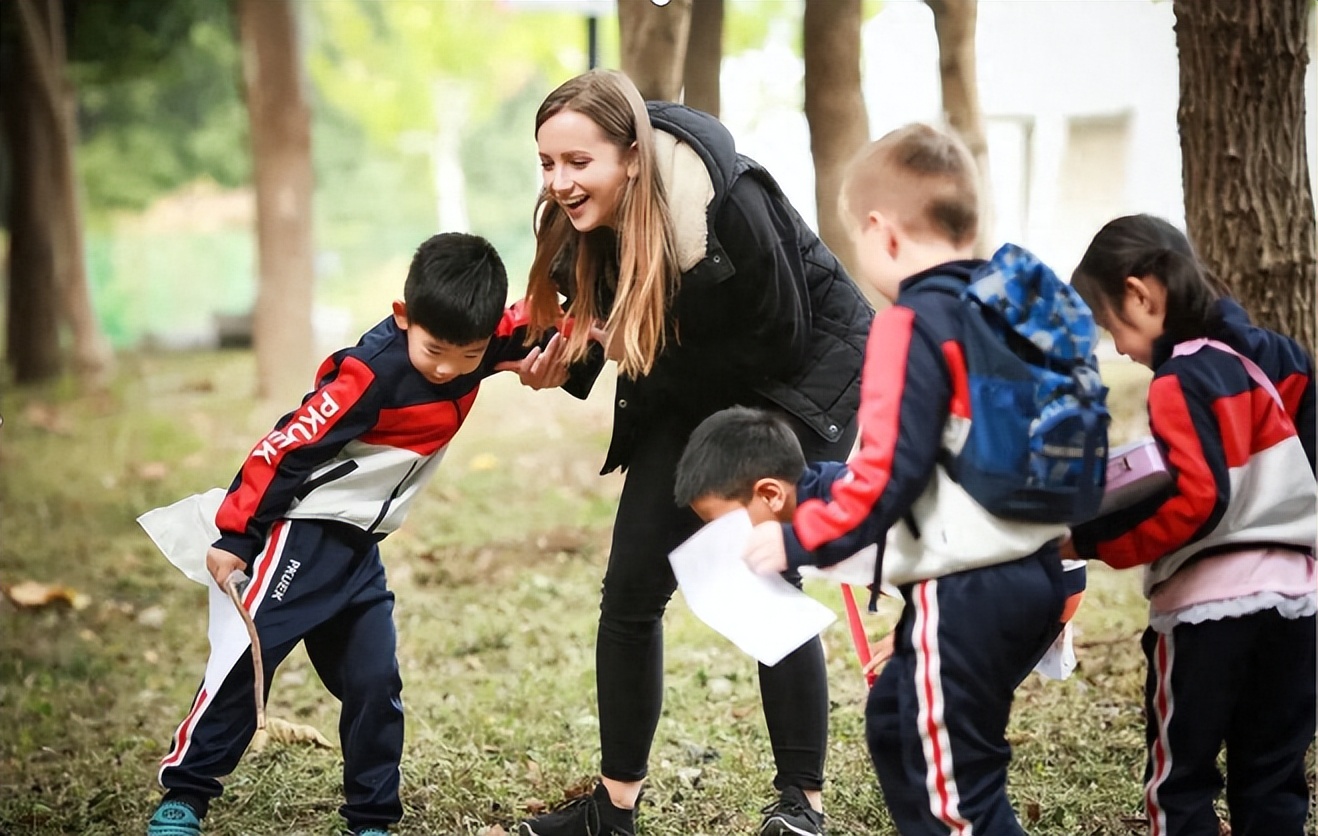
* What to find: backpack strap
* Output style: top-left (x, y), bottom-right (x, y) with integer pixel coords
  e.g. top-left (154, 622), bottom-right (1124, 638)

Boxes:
top-left (1173, 338), bottom-right (1284, 408)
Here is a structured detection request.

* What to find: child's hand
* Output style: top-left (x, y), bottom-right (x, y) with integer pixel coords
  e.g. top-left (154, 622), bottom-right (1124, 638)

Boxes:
top-left (206, 546), bottom-right (248, 589)
top-left (495, 332), bottom-right (569, 389)
top-left (743, 522), bottom-right (789, 575)
top-left (862, 633), bottom-right (895, 677)
top-left (588, 322), bottom-right (623, 362)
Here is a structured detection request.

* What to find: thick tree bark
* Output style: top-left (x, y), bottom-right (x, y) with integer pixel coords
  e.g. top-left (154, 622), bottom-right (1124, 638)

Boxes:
top-left (237, 0), bottom-right (316, 401)
top-left (682, 0), bottom-right (723, 117)
top-left (803, 0), bottom-right (869, 279)
top-left (1173, 0), bottom-right (1316, 353)
top-left (619, 0), bottom-right (692, 102)
top-left (925, 0), bottom-right (992, 258)
top-left (2, 31), bottom-right (62, 383)
top-left (8, 0), bottom-right (112, 385)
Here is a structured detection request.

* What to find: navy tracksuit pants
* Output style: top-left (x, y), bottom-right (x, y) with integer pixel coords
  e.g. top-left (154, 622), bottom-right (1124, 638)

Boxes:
top-left (158, 519), bottom-right (404, 831)
top-left (1141, 610), bottom-right (1315, 836)
top-left (866, 548), bottom-right (1065, 835)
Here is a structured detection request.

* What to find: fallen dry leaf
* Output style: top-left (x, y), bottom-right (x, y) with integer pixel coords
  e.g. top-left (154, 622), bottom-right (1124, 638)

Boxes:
top-left (249, 716), bottom-right (334, 754)
top-left (3, 580), bottom-right (91, 611)
top-left (22, 403), bottom-right (71, 435)
top-left (469, 452), bottom-right (500, 472)
top-left (135, 462), bottom-right (171, 481)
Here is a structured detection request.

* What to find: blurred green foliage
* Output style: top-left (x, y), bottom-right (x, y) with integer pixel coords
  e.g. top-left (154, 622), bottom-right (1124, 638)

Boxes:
top-left (70, 0), bottom-right (248, 220)
top-left (64, 0), bottom-right (858, 348)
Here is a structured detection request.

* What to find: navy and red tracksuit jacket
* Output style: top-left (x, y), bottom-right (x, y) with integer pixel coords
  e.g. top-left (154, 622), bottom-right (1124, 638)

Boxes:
top-left (1071, 298), bottom-right (1316, 590)
top-left (782, 260), bottom-right (1068, 587)
top-left (213, 305), bottom-right (538, 566)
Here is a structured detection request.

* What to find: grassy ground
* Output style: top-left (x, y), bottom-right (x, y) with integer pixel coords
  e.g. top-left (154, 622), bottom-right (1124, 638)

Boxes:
top-left (0, 351), bottom-right (1309, 835)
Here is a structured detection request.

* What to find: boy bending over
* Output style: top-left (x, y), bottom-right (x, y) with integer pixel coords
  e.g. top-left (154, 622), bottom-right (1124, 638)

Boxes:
top-left (147, 233), bottom-right (554, 836)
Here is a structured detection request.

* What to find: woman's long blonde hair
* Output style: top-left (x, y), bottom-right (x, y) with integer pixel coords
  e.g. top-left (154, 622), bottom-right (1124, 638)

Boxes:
top-left (527, 69), bottom-right (680, 378)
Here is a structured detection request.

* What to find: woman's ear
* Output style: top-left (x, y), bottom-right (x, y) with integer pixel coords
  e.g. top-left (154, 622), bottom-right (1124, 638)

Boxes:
top-left (625, 141), bottom-right (640, 179)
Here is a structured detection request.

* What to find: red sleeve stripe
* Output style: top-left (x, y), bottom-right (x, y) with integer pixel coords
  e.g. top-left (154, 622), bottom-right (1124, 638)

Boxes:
top-left (941, 340), bottom-right (970, 419)
top-left (1098, 375), bottom-right (1218, 569)
top-left (795, 306), bottom-right (914, 550)
top-left (216, 356), bottom-right (376, 534)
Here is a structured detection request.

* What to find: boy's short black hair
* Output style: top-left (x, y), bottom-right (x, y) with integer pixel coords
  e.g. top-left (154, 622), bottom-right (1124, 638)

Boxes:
top-left (674, 407), bottom-right (807, 507)
top-left (404, 233), bottom-right (508, 344)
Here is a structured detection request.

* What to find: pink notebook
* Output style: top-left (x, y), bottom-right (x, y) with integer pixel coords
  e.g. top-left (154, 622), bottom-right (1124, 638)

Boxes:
top-left (1097, 437), bottom-right (1171, 516)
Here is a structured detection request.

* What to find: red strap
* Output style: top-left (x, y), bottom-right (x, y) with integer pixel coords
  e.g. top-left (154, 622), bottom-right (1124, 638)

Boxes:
top-left (841, 584), bottom-right (876, 687)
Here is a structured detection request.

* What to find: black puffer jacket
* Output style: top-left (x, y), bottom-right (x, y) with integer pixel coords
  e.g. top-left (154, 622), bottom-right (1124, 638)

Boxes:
top-left (563, 102), bottom-right (874, 473)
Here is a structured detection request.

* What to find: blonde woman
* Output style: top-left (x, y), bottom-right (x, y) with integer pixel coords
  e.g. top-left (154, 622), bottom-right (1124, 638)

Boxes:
top-left (507, 70), bottom-right (872, 836)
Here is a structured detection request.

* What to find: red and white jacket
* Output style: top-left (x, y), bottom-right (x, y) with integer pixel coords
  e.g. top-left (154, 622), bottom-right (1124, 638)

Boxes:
top-left (1072, 299), bottom-right (1316, 595)
top-left (213, 306), bottom-right (538, 564)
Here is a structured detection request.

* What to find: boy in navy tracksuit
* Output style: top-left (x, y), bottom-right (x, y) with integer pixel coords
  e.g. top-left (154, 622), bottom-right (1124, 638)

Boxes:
top-left (740, 124), bottom-right (1070, 834)
top-left (147, 233), bottom-right (556, 836)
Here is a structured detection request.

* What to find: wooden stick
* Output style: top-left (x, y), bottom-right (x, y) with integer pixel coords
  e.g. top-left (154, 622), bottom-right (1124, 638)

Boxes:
top-left (225, 572), bottom-right (265, 730)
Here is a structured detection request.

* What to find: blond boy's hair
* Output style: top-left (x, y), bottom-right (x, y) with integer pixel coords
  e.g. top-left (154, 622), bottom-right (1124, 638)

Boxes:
top-left (839, 123), bottom-right (979, 248)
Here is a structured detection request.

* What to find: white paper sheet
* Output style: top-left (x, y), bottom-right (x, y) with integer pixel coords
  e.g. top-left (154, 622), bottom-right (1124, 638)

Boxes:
top-left (668, 509), bottom-right (837, 666)
top-left (799, 543), bottom-right (879, 588)
top-left (138, 489), bottom-right (254, 687)
top-left (1033, 621), bottom-right (1076, 680)
top-left (137, 488), bottom-right (228, 585)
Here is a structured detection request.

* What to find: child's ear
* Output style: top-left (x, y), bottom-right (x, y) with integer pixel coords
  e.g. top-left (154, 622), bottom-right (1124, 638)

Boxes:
top-left (392, 299), bottom-right (409, 330)
top-left (874, 211), bottom-right (900, 259)
top-left (1124, 276), bottom-right (1166, 316)
top-left (752, 478), bottom-right (791, 516)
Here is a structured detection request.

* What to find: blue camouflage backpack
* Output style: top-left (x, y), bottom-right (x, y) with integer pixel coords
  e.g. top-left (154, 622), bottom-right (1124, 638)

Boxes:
top-left (922, 243), bottom-right (1110, 524)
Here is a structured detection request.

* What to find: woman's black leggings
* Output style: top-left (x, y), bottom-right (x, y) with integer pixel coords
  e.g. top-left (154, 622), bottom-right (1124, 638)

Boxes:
top-left (596, 410), bottom-right (856, 792)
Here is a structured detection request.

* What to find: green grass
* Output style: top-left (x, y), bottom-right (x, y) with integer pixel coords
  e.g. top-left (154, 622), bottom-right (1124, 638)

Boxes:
top-left (0, 352), bottom-right (1310, 835)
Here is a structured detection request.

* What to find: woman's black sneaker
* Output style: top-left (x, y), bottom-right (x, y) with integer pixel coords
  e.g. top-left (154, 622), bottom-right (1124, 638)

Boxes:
top-left (517, 783), bottom-right (635, 836)
top-left (759, 786), bottom-right (825, 836)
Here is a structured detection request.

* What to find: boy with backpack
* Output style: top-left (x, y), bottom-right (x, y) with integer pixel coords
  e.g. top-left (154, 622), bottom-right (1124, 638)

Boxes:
top-left (145, 233), bottom-right (555, 836)
top-left (741, 123), bottom-right (1108, 834)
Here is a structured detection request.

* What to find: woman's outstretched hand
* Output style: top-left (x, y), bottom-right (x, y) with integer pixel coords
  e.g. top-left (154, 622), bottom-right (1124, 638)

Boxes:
top-left (495, 332), bottom-right (569, 389)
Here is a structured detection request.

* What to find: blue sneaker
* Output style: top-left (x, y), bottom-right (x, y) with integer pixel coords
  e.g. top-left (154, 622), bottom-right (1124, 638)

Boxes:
top-left (147, 799), bottom-right (202, 836)
top-left (353, 830), bottom-right (390, 836)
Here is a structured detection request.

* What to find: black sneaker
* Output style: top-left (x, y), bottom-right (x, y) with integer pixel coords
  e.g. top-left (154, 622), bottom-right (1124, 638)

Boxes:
top-left (759, 786), bottom-right (825, 836)
top-left (517, 783), bottom-right (635, 836)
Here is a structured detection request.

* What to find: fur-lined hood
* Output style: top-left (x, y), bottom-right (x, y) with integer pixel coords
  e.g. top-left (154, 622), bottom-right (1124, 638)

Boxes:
top-left (647, 102), bottom-right (741, 273)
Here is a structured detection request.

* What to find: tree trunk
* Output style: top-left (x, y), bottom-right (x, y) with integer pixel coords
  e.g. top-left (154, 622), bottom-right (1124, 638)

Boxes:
top-left (619, 0), bottom-right (692, 102)
top-left (683, 0), bottom-right (723, 117)
top-left (2, 23), bottom-right (62, 384)
top-left (237, 0), bottom-right (316, 401)
top-left (1173, 0), bottom-right (1316, 353)
top-left (803, 0), bottom-right (869, 280)
top-left (9, 0), bottom-right (112, 385)
top-left (925, 0), bottom-right (993, 258)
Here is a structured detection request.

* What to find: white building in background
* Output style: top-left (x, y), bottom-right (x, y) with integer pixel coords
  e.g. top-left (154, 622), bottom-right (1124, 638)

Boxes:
top-left (719, 0), bottom-right (1318, 284)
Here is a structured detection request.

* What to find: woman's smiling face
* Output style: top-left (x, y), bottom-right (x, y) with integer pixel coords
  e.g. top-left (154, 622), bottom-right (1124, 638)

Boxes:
top-left (536, 108), bottom-right (635, 233)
